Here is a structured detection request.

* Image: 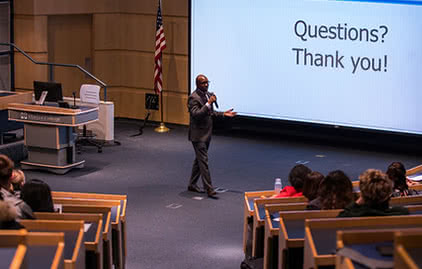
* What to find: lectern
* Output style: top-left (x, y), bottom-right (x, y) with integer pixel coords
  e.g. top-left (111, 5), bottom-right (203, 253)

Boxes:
top-left (8, 103), bottom-right (98, 174)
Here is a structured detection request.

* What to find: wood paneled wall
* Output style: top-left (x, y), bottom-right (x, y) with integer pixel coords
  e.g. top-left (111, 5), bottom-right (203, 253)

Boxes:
top-left (14, 0), bottom-right (189, 125)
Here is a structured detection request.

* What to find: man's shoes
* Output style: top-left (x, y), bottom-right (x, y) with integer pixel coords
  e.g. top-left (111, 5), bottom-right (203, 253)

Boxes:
top-left (188, 185), bottom-right (205, 193)
top-left (207, 189), bottom-right (218, 198)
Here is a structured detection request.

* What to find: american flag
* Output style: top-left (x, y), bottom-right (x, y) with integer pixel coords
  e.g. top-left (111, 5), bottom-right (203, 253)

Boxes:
top-left (154, 0), bottom-right (166, 93)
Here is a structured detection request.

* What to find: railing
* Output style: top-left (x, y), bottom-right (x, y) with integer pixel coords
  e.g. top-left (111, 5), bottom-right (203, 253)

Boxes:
top-left (0, 42), bottom-right (108, 101)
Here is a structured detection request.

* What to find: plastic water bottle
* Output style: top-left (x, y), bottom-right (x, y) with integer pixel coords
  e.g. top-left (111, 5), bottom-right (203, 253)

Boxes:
top-left (274, 178), bottom-right (282, 194)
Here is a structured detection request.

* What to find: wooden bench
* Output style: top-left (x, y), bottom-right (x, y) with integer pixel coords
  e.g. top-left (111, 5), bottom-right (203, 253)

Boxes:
top-left (390, 195), bottom-right (422, 206)
top-left (336, 227), bottom-right (422, 269)
top-left (19, 220), bottom-right (85, 269)
top-left (56, 203), bottom-right (113, 269)
top-left (0, 230), bottom-right (65, 269)
top-left (274, 209), bottom-right (341, 269)
top-left (303, 215), bottom-right (422, 269)
top-left (52, 191), bottom-right (127, 267)
top-left (262, 203), bottom-right (308, 269)
top-left (394, 228), bottom-right (422, 269)
top-left (53, 197), bottom-right (124, 269)
top-left (0, 230), bottom-right (27, 269)
top-left (34, 212), bottom-right (103, 269)
top-left (252, 196), bottom-right (307, 258)
top-left (243, 190), bottom-right (276, 254)
top-left (337, 229), bottom-right (400, 269)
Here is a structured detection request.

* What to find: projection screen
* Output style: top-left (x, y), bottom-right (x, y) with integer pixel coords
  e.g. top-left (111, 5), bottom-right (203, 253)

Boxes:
top-left (190, 0), bottom-right (422, 135)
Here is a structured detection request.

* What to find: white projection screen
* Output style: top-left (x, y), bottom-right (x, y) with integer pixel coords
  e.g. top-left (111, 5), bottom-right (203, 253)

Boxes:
top-left (190, 0), bottom-right (422, 135)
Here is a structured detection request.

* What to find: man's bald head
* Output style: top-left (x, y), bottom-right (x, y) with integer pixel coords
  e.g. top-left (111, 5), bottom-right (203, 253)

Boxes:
top-left (196, 74), bottom-right (209, 92)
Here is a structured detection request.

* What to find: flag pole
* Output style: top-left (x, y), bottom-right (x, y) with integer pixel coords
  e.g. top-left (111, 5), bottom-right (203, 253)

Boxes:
top-left (155, 87), bottom-right (169, 133)
top-left (154, 0), bottom-right (169, 133)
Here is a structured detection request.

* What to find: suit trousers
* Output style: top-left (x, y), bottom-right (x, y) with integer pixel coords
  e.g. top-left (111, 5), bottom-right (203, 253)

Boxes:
top-left (189, 141), bottom-right (214, 191)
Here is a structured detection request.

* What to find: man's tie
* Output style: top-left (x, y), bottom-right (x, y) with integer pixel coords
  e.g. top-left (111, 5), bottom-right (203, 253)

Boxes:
top-left (200, 92), bottom-right (208, 105)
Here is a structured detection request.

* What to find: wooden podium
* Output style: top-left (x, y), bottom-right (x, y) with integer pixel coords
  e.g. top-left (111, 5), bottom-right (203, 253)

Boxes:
top-left (8, 102), bottom-right (98, 174)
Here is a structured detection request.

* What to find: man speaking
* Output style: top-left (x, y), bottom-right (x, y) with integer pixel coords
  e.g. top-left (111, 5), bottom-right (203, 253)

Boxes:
top-left (187, 74), bottom-right (237, 198)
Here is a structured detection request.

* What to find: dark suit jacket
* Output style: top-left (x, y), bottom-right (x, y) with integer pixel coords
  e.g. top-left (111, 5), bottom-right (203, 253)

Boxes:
top-left (188, 89), bottom-right (223, 142)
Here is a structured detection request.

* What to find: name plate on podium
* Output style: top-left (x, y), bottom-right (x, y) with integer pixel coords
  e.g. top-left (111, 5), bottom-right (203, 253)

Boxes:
top-left (8, 103), bottom-right (98, 126)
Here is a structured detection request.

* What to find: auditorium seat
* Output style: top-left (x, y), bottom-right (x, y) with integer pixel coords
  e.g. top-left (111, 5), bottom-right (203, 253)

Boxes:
top-left (259, 203), bottom-right (308, 269)
top-left (19, 220), bottom-right (85, 269)
top-left (252, 196), bottom-right (307, 258)
top-left (243, 190), bottom-right (276, 254)
top-left (390, 195), bottom-right (422, 206)
top-left (52, 191), bottom-right (127, 267)
top-left (394, 228), bottom-right (422, 269)
top-left (303, 215), bottom-right (422, 269)
top-left (53, 197), bottom-right (123, 269)
top-left (336, 228), bottom-right (422, 269)
top-left (270, 209), bottom-right (341, 269)
top-left (0, 230), bottom-right (65, 269)
top-left (54, 204), bottom-right (113, 269)
top-left (34, 212), bottom-right (103, 269)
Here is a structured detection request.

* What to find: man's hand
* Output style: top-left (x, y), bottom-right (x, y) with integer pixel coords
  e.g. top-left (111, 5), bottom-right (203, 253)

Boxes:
top-left (208, 95), bottom-right (216, 105)
top-left (223, 108), bottom-right (237, 117)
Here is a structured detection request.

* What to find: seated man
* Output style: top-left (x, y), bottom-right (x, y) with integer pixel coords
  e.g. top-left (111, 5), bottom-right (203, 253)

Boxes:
top-left (338, 169), bottom-right (408, 217)
top-left (0, 154), bottom-right (34, 219)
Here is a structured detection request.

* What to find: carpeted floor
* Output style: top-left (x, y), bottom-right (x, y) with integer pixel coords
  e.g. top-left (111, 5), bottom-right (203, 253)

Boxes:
top-left (20, 118), bottom-right (422, 269)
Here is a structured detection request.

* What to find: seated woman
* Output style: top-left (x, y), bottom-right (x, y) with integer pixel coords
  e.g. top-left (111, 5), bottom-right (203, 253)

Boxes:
top-left (338, 169), bottom-right (409, 217)
top-left (386, 162), bottom-right (419, 197)
top-left (10, 169), bottom-right (25, 195)
top-left (302, 171), bottom-right (324, 201)
top-left (307, 170), bottom-right (354, 210)
top-left (273, 164), bottom-right (311, 198)
top-left (21, 179), bottom-right (54, 213)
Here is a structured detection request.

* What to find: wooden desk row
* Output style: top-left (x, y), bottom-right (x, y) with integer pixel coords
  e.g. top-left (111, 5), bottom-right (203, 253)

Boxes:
top-left (51, 191), bottom-right (127, 269)
top-left (0, 230), bottom-right (65, 269)
top-left (0, 191), bottom-right (128, 269)
top-left (243, 189), bottom-right (422, 269)
top-left (336, 228), bottom-right (422, 269)
top-left (278, 206), bottom-right (422, 269)
top-left (1, 220), bottom-right (85, 269)
top-left (305, 217), bottom-right (422, 269)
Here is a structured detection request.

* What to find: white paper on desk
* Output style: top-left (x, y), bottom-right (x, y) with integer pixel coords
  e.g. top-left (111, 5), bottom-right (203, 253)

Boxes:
top-left (407, 173), bottom-right (422, 181)
top-left (35, 91), bottom-right (48, 105)
top-left (84, 223), bottom-right (92, 232)
top-left (54, 204), bottom-right (62, 213)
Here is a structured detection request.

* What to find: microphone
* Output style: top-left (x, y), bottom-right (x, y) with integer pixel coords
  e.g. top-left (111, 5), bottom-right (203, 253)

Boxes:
top-left (208, 92), bottom-right (219, 109)
top-left (71, 91), bottom-right (77, 109)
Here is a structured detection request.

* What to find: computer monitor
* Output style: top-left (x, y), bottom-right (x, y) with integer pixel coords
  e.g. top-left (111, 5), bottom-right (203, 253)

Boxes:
top-left (33, 81), bottom-right (63, 103)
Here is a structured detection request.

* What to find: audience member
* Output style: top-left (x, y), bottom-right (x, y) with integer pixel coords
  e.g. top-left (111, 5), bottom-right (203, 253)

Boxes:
top-left (386, 162), bottom-right (419, 197)
top-left (307, 170), bottom-right (354, 210)
top-left (273, 164), bottom-right (311, 198)
top-left (338, 169), bottom-right (409, 217)
top-left (302, 171), bottom-right (324, 201)
top-left (10, 169), bottom-right (25, 194)
top-left (21, 179), bottom-right (55, 213)
top-left (0, 195), bottom-right (24, 229)
top-left (0, 154), bottom-right (34, 219)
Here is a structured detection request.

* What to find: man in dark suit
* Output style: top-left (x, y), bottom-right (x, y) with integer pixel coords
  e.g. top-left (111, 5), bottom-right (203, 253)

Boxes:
top-left (187, 74), bottom-right (236, 197)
